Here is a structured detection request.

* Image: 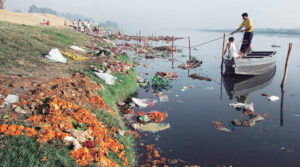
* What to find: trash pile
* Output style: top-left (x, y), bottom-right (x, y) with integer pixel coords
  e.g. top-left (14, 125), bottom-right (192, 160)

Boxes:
top-left (137, 111), bottom-right (168, 123)
top-left (155, 72), bottom-right (178, 79)
top-left (92, 58), bottom-right (133, 74)
top-left (178, 60), bottom-right (202, 70)
top-left (0, 98), bottom-right (128, 166)
top-left (229, 102), bottom-right (265, 127)
top-left (0, 72), bottom-right (132, 166)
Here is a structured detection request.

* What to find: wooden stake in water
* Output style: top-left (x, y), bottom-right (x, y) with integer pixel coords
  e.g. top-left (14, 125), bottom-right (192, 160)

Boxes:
top-left (281, 43), bottom-right (293, 87)
top-left (221, 33), bottom-right (226, 68)
top-left (139, 30), bottom-right (141, 43)
top-left (188, 36), bottom-right (192, 61)
top-left (172, 36), bottom-right (175, 69)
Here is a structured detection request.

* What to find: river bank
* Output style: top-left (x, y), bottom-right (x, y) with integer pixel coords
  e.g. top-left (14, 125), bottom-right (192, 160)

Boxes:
top-left (0, 21), bottom-right (138, 166)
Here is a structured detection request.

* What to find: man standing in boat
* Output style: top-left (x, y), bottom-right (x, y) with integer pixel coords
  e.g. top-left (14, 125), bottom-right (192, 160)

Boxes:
top-left (230, 13), bottom-right (254, 57)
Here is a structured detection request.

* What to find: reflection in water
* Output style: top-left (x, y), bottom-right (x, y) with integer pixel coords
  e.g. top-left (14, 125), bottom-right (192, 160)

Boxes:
top-left (280, 87), bottom-right (285, 126)
top-left (222, 67), bottom-right (276, 101)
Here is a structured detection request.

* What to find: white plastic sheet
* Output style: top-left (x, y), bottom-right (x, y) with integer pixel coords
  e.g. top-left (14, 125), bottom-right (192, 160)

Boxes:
top-left (70, 45), bottom-right (85, 52)
top-left (45, 48), bottom-right (67, 63)
top-left (94, 72), bottom-right (117, 85)
top-left (132, 98), bottom-right (158, 107)
top-left (4, 94), bottom-right (19, 104)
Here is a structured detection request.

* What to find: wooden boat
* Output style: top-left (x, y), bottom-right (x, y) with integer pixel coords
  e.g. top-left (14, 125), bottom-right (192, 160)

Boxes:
top-left (222, 67), bottom-right (276, 100)
top-left (224, 51), bottom-right (277, 75)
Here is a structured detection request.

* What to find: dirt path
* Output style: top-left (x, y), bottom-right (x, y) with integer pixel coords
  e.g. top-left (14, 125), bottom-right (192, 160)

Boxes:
top-left (0, 9), bottom-right (70, 27)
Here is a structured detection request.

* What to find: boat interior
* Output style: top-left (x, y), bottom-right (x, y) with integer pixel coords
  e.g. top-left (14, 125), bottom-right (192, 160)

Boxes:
top-left (245, 51), bottom-right (276, 58)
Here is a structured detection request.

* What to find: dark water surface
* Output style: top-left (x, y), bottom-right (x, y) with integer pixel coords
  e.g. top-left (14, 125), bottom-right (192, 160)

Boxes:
top-left (129, 31), bottom-right (300, 167)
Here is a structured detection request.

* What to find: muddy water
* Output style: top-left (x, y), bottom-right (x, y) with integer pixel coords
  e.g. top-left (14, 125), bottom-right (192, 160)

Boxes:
top-left (130, 31), bottom-right (300, 167)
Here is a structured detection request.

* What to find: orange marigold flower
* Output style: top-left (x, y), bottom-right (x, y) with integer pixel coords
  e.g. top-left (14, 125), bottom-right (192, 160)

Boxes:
top-left (0, 124), bottom-right (8, 133)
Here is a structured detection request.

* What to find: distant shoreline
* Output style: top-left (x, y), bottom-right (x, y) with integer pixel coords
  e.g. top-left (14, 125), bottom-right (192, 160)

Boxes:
top-left (198, 29), bottom-right (300, 35)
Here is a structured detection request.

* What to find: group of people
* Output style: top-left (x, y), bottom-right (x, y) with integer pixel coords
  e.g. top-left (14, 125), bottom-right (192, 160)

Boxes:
top-left (224, 12), bottom-right (254, 59)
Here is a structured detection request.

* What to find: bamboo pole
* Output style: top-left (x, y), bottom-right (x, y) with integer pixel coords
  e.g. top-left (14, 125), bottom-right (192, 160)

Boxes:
top-left (139, 30), bottom-right (141, 43)
top-left (172, 36), bottom-right (174, 69)
top-left (221, 33), bottom-right (226, 68)
top-left (188, 36), bottom-right (192, 61)
top-left (281, 43), bottom-right (293, 87)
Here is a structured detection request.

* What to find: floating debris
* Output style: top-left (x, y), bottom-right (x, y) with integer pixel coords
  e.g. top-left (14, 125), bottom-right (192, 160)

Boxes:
top-left (229, 102), bottom-right (254, 112)
top-left (262, 93), bottom-right (280, 102)
top-left (132, 98), bottom-right (158, 107)
top-left (189, 73), bottom-right (212, 81)
top-left (135, 123), bottom-right (171, 133)
top-left (178, 60), bottom-right (202, 70)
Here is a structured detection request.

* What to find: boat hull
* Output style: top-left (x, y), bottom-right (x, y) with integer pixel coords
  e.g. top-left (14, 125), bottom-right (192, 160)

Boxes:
top-left (224, 51), bottom-right (277, 75)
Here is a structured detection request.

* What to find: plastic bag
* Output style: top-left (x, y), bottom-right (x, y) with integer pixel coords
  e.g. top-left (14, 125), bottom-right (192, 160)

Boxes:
top-left (135, 123), bottom-right (171, 133)
top-left (94, 72), bottom-right (117, 85)
top-left (70, 45), bottom-right (86, 52)
top-left (4, 94), bottom-right (19, 104)
top-left (132, 98), bottom-right (158, 107)
top-left (45, 48), bottom-right (67, 63)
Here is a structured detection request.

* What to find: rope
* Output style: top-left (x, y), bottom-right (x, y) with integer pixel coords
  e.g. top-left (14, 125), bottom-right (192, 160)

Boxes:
top-left (175, 34), bottom-right (230, 49)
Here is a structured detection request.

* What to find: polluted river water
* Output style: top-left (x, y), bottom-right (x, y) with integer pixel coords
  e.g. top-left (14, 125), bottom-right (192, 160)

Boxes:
top-left (127, 30), bottom-right (300, 167)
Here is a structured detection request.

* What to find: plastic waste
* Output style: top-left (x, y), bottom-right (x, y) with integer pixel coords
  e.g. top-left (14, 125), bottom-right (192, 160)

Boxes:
top-left (63, 136), bottom-right (82, 150)
top-left (212, 121), bottom-right (232, 132)
top-left (45, 48), bottom-right (67, 63)
top-left (132, 98), bottom-right (158, 107)
top-left (159, 95), bottom-right (169, 103)
top-left (4, 94), bottom-right (19, 104)
top-left (62, 51), bottom-right (88, 61)
top-left (156, 92), bottom-right (169, 102)
top-left (70, 45), bottom-right (86, 52)
top-left (267, 96), bottom-right (279, 102)
top-left (94, 72), bottom-right (117, 85)
top-left (135, 123), bottom-right (171, 133)
top-left (229, 102), bottom-right (254, 112)
top-left (139, 115), bottom-right (151, 122)
top-left (262, 93), bottom-right (280, 102)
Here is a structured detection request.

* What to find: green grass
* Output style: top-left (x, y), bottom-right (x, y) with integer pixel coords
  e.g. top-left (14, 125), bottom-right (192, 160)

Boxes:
top-left (0, 21), bottom-right (91, 75)
top-left (0, 136), bottom-right (79, 167)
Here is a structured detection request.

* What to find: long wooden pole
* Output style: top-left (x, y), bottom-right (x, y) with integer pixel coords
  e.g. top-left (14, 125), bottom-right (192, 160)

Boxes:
top-left (221, 33), bottom-right (226, 68)
top-left (172, 36), bottom-right (174, 69)
top-left (188, 36), bottom-right (192, 61)
top-left (281, 43), bottom-right (293, 87)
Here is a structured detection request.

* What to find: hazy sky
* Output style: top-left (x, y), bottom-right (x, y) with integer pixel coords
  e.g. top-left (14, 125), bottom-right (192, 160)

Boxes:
top-left (6, 0), bottom-right (300, 32)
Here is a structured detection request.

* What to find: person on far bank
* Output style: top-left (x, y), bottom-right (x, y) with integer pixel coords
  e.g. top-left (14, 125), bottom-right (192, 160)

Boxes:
top-left (230, 13), bottom-right (254, 57)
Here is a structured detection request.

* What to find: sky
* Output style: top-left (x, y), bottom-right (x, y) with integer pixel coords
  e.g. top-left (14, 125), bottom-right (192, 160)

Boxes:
top-left (6, 0), bottom-right (300, 33)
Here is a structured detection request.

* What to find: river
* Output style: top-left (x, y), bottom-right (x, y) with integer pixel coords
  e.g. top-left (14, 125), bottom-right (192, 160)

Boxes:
top-left (128, 30), bottom-right (300, 167)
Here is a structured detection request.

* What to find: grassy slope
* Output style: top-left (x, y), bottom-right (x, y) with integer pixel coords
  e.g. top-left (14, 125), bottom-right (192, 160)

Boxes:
top-left (0, 21), bottom-right (91, 75)
top-left (0, 21), bottom-right (137, 166)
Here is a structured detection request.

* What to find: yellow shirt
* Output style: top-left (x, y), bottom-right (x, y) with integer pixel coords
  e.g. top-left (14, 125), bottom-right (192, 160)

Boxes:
top-left (240, 18), bottom-right (254, 32)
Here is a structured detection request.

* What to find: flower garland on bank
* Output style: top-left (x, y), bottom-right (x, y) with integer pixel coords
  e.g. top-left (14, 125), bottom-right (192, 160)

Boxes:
top-left (0, 98), bottom-right (128, 166)
top-left (0, 74), bottom-right (130, 166)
